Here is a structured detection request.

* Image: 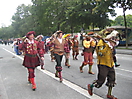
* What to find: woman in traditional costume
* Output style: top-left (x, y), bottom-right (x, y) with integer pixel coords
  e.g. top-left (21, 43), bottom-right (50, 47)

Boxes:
top-left (19, 31), bottom-right (44, 91)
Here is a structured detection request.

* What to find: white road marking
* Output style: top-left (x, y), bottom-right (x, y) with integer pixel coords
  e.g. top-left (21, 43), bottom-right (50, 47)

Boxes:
top-left (2, 47), bottom-right (103, 99)
top-left (115, 68), bottom-right (132, 73)
top-left (3, 48), bottom-right (23, 60)
top-left (37, 67), bottom-right (103, 99)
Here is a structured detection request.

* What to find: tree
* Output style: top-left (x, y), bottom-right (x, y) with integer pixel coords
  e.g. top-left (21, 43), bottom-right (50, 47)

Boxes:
top-left (0, 26), bottom-right (14, 39)
top-left (1, 0), bottom-right (131, 39)
top-left (11, 4), bottom-right (34, 37)
top-left (115, 0), bottom-right (132, 48)
top-left (126, 14), bottom-right (132, 27)
top-left (113, 14), bottom-right (132, 27)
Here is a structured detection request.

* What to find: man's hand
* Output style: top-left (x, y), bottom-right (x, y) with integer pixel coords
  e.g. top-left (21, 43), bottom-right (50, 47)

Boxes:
top-left (41, 57), bottom-right (44, 61)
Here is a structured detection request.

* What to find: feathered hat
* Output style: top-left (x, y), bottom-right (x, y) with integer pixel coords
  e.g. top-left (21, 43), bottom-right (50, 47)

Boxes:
top-left (63, 34), bottom-right (71, 38)
top-left (87, 32), bottom-right (94, 35)
top-left (97, 28), bottom-right (119, 40)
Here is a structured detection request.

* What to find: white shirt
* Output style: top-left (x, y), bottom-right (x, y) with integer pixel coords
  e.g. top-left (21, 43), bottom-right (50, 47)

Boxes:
top-left (57, 37), bottom-right (62, 43)
top-left (28, 39), bottom-right (34, 44)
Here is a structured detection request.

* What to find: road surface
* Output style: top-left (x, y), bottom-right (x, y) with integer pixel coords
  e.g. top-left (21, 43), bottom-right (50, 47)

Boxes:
top-left (0, 45), bottom-right (132, 99)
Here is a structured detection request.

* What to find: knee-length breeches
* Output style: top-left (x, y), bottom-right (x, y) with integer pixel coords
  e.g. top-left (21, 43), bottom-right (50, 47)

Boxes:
top-left (72, 47), bottom-right (79, 55)
top-left (94, 65), bottom-right (116, 88)
top-left (83, 52), bottom-right (93, 65)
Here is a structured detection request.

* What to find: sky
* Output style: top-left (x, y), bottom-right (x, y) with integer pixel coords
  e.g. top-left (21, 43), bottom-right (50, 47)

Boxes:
top-left (109, 8), bottom-right (132, 20)
top-left (0, 0), bottom-right (132, 27)
top-left (0, 0), bottom-right (32, 27)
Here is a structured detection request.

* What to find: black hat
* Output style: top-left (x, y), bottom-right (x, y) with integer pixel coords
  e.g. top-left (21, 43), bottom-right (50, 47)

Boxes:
top-left (56, 30), bottom-right (64, 34)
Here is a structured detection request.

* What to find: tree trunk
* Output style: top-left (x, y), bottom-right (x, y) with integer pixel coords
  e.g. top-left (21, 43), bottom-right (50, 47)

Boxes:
top-left (57, 23), bottom-right (60, 30)
top-left (92, 23), bottom-right (94, 32)
top-left (123, 7), bottom-right (128, 48)
top-left (70, 26), bottom-right (74, 36)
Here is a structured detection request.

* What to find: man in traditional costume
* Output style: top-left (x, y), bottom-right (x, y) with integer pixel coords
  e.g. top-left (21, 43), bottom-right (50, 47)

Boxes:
top-left (19, 31), bottom-right (44, 91)
top-left (36, 35), bottom-right (45, 70)
top-left (63, 34), bottom-right (72, 68)
top-left (87, 28), bottom-right (119, 99)
top-left (50, 31), bottom-right (68, 82)
top-left (72, 35), bottom-right (79, 60)
top-left (80, 32), bottom-right (96, 74)
top-left (47, 38), bottom-right (55, 62)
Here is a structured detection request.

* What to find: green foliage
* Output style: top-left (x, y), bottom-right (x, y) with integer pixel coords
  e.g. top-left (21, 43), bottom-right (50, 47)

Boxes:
top-left (113, 14), bottom-right (132, 27)
top-left (0, 0), bottom-right (131, 39)
top-left (0, 26), bottom-right (14, 39)
top-left (115, 0), bottom-right (132, 11)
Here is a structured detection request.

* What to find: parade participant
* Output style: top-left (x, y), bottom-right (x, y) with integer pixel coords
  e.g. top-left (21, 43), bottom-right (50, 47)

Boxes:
top-left (47, 38), bottom-right (55, 62)
top-left (19, 31), bottom-right (44, 91)
top-left (63, 34), bottom-right (72, 68)
top-left (112, 36), bottom-right (120, 67)
top-left (87, 29), bottom-right (119, 99)
top-left (113, 46), bottom-right (120, 67)
top-left (51, 30), bottom-right (68, 82)
top-left (80, 32), bottom-right (96, 74)
top-left (80, 33), bottom-right (83, 46)
top-left (88, 32), bottom-right (97, 55)
top-left (44, 38), bottom-right (50, 54)
top-left (36, 35), bottom-right (45, 70)
top-left (72, 35), bottom-right (79, 60)
top-left (21, 36), bottom-right (27, 55)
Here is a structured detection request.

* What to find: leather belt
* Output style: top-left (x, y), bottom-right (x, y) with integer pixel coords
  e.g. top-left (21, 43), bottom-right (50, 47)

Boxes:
top-left (26, 54), bottom-right (37, 57)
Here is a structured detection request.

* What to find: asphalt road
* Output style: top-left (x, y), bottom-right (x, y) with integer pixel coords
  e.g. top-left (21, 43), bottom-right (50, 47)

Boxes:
top-left (0, 44), bottom-right (132, 99)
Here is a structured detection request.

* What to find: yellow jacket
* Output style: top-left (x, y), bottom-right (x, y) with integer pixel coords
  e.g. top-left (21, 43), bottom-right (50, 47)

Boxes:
top-left (83, 40), bottom-right (95, 48)
top-left (96, 39), bottom-right (114, 68)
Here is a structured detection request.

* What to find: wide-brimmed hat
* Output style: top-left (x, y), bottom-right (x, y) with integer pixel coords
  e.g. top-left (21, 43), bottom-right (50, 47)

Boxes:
top-left (36, 35), bottom-right (43, 40)
top-left (56, 30), bottom-right (64, 34)
top-left (63, 34), bottom-right (71, 38)
top-left (26, 31), bottom-right (36, 37)
top-left (87, 32), bottom-right (94, 35)
top-left (17, 38), bottom-right (21, 41)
